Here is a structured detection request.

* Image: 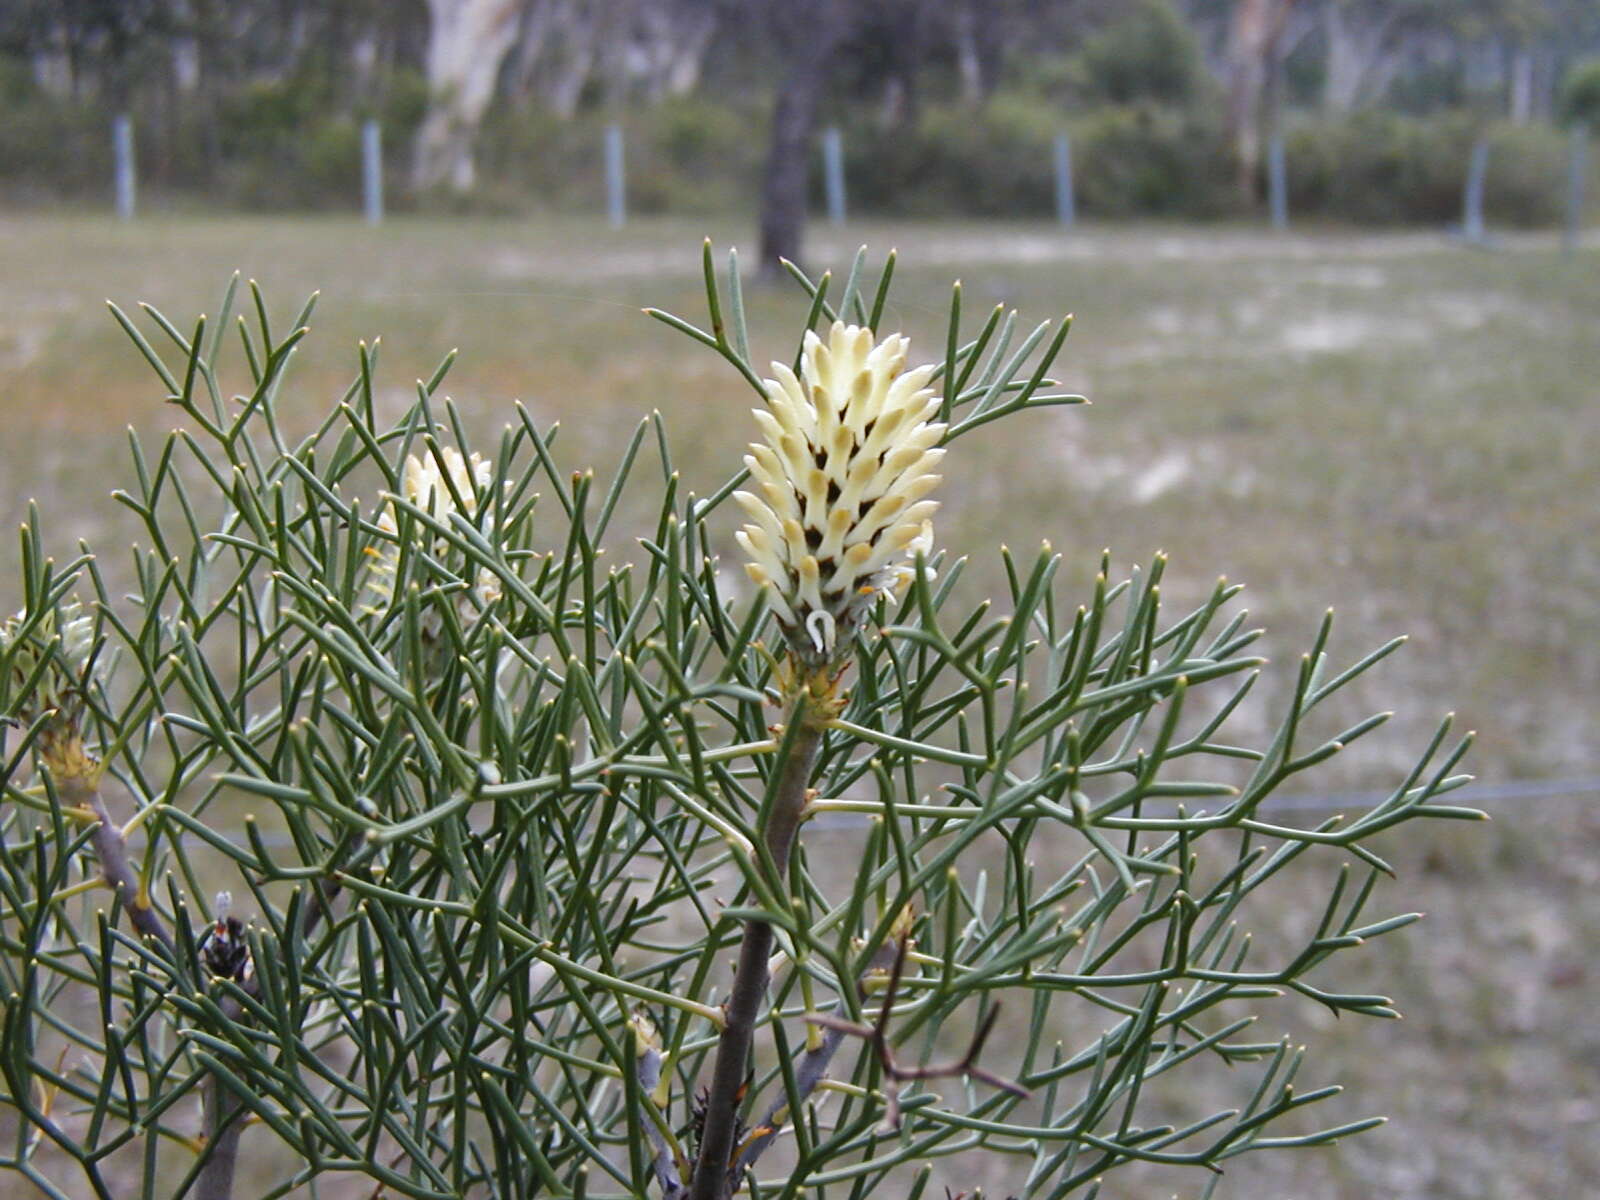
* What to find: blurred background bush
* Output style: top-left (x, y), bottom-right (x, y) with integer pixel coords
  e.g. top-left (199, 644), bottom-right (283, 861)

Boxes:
top-left (1, 0), bottom-right (1595, 227)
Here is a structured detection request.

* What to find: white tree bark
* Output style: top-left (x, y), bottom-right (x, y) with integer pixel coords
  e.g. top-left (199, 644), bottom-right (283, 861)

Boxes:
top-left (507, 0), bottom-right (717, 116)
top-left (168, 0), bottom-right (201, 93)
top-left (621, 0), bottom-right (716, 101)
top-left (1321, 1), bottom-right (1404, 112)
top-left (413, 0), bottom-right (525, 192)
top-left (526, 0), bottom-right (604, 117)
top-left (1509, 44), bottom-right (1534, 123)
top-left (953, 3), bottom-right (984, 105)
top-left (30, 47), bottom-right (74, 98)
top-left (1228, 0), bottom-right (1296, 202)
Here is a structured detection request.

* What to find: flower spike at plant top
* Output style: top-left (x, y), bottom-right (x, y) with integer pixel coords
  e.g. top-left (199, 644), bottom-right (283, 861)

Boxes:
top-left (736, 320), bottom-right (944, 673)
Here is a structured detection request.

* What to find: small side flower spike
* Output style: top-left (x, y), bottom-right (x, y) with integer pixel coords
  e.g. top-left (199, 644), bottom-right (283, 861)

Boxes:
top-left (362, 446), bottom-right (502, 622)
top-left (736, 321), bottom-right (944, 671)
top-left (2, 597), bottom-right (100, 781)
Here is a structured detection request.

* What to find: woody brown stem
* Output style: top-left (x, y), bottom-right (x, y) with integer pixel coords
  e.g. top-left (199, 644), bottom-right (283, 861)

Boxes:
top-left (61, 774), bottom-right (173, 953)
top-left (60, 770), bottom-right (247, 1199)
top-left (687, 702), bottom-right (822, 1200)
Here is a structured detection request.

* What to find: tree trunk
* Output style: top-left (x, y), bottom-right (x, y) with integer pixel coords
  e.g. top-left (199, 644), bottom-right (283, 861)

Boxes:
top-left (954, 2), bottom-right (985, 105)
top-left (626, 0), bottom-right (718, 101)
top-left (413, 0), bottom-right (524, 193)
top-left (1226, 0), bottom-right (1295, 206)
top-left (1509, 43), bottom-right (1533, 124)
top-left (758, 1), bottom-right (854, 276)
top-left (1322, 2), bottom-right (1363, 111)
top-left (1322, 3), bottom-right (1408, 112)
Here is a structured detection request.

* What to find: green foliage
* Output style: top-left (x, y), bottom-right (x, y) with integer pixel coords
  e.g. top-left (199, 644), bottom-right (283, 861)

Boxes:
top-left (610, 97), bottom-right (765, 216)
top-left (0, 49), bottom-right (1582, 227)
top-left (844, 95), bottom-right (1057, 218)
top-left (841, 95), bottom-right (1236, 221)
top-left (0, 64), bottom-right (430, 211)
top-left (1558, 57), bottom-right (1600, 127)
top-left (1069, 106), bottom-right (1238, 218)
top-left (1066, 0), bottom-right (1210, 107)
top-left (0, 79), bottom-right (115, 205)
top-left (210, 70), bottom-right (428, 211)
top-left (1285, 112), bottom-right (1581, 226)
top-left (0, 247), bottom-right (1481, 1199)
top-left (475, 98), bottom-right (765, 216)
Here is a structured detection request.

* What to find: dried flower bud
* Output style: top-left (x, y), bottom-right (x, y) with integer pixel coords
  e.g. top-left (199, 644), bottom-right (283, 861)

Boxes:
top-left (735, 321), bottom-right (943, 669)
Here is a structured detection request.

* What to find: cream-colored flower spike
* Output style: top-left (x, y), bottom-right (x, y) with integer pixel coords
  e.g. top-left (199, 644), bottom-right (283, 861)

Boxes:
top-left (2, 597), bottom-right (95, 723)
top-left (736, 320), bottom-right (945, 667)
top-left (363, 446), bottom-right (501, 620)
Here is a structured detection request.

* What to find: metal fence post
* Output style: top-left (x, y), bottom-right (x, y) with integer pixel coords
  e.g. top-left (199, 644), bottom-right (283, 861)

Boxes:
top-left (822, 126), bottom-right (846, 225)
top-left (362, 119), bottom-right (383, 225)
top-left (113, 115), bottom-right (136, 220)
top-left (605, 123), bottom-right (626, 228)
top-left (1462, 137), bottom-right (1489, 244)
top-left (1054, 132), bottom-right (1076, 228)
top-left (1565, 123), bottom-right (1588, 256)
top-left (1267, 132), bottom-right (1288, 231)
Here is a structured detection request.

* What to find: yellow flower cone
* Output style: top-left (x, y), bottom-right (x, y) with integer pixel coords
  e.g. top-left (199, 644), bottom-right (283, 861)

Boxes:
top-left (736, 321), bottom-right (944, 670)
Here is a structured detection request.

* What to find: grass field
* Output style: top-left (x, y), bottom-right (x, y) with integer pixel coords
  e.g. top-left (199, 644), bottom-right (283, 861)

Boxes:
top-left (1, 214), bottom-right (1597, 1197)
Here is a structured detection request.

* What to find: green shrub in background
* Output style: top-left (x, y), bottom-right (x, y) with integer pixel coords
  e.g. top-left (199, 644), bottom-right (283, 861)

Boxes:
top-left (1559, 57), bottom-right (1600, 127)
top-left (844, 95), bottom-right (1058, 218)
top-left (477, 97), bottom-right (766, 216)
top-left (842, 96), bottom-right (1235, 221)
top-left (0, 65), bottom-right (429, 212)
top-left (0, 59), bottom-right (114, 206)
top-left (1068, 106), bottom-right (1237, 219)
top-left (1284, 113), bottom-right (1586, 228)
top-left (1051, 0), bottom-right (1210, 108)
top-left (0, 246), bottom-right (1483, 1199)
top-left (839, 0), bottom-right (1229, 222)
top-left (0, 42), bottom-right (1586, 226)
top-left (209, 69), bottom-right (429, 212)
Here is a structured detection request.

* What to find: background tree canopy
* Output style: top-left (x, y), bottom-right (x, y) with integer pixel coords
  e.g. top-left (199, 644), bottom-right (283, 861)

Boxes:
top-left (2, 0), bottom-right (1598, 237)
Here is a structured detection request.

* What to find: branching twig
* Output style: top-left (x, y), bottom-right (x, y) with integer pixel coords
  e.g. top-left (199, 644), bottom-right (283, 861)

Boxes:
top-left (806, 936), bottom-right (1030, 1131)
top-left (635, 1038), bottom-right (687, 1198)
top-left (61, 774), bottom-right (172, 953)
top-left (730, 1017), bottom-right (847, 1172)
top-left (730, 936), bottom-right (902, 1175)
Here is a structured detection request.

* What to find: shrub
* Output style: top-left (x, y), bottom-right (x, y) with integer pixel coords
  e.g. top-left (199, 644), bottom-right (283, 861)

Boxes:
top-left (1068, 0), bottom-right (1209, 107)
top-left (1006, 0), bottom-right (1211, 109)
top-left (1558, 57), bottom-right (1600, 128)
top-left (843, 94), bottom-right (1238, 221)
top-left (1069, 104), bottom-right (1239, 218)
top-left (475, 98), bottom-right (763, 216)
top-left (0, 81), bottom-right (114, 206)
top-left (0, 247), bottom-right (1480, 1198)
top-left (845, 93), bottom-right (1057, 217)
top-left (1285, 112), bottom-right (1578, 227)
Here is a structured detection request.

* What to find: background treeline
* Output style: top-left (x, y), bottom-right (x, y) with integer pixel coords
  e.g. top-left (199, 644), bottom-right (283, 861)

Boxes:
top-left (4, 0), bottom-right (1600, 226)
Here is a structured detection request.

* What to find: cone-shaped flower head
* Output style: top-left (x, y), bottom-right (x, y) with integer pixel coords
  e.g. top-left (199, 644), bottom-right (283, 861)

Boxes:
top-left (3, 597), bottom-right (100, 780)
top-left (2, 597), bottom-right (95, 724)
top-left (736, 321), bottom-right (944, 668)
top-left (364, 446), bottom-right (501, 621)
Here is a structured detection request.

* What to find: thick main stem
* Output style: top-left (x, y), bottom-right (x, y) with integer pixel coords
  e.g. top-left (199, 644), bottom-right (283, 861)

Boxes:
top-left (197, 1079), bottom-right (243, 1200)
top-left (688, 708), bottom-right (823, 1200)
